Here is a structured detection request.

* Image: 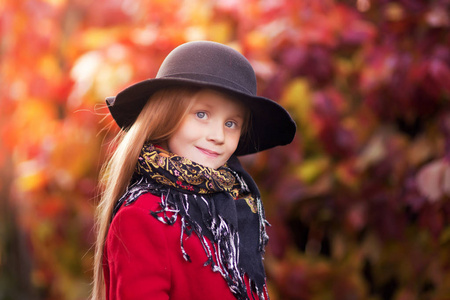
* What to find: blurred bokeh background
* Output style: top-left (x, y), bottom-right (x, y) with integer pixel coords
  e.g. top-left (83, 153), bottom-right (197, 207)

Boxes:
top-left (1, 0), bottom-right (450, 299)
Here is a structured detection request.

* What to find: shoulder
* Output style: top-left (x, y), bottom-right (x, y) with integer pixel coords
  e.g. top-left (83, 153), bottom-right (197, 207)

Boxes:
top-left (106, 192), bottom-right (177, 261)
top-left (114, 192), bottom-right (162, 219)
top-left (108, 192), bottom-right (168, 239)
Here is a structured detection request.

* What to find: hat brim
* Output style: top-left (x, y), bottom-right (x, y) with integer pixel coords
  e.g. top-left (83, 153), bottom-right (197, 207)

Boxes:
top-left (107, 77), bottom-right (296, 156)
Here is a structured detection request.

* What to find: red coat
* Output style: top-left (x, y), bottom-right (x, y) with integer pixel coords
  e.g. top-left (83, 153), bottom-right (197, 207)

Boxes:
top-left (103, 192), bottom-right (267, 299)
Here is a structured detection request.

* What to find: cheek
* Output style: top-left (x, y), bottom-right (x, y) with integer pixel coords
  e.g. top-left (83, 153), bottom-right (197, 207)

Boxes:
top-left (227, 132), bottom-right (242, 151)
top-left (170, 119), bottom-right (197, 143)
top-left (167, 127), bottom-right (190, 153)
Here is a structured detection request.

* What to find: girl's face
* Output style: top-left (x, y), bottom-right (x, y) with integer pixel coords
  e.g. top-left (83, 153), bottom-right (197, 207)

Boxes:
top-left (164, 89), bottom-right (246, 169)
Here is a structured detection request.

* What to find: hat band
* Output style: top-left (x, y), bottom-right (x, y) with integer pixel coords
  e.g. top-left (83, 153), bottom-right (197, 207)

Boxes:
top-left (160, 73), bottom-right (256, 96)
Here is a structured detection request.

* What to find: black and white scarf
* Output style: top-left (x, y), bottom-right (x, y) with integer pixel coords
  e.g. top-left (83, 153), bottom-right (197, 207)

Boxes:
top-left (112, 143), bottom-right (269, 300)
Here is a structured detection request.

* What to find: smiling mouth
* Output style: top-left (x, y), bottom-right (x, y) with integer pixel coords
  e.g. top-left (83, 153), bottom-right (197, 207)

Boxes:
top-left (196, 147), bottom-right (220, 157)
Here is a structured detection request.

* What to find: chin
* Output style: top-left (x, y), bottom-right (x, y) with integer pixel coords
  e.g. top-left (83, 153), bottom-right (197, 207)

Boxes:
top-left (203, 162), bottom-right (220, 169)
top-left (203, 160), bottom-right (223, 170)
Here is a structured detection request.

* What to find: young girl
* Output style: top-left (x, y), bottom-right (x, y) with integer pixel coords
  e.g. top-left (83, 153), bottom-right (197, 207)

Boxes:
top-left (92, 41), bottom-right (296, 300)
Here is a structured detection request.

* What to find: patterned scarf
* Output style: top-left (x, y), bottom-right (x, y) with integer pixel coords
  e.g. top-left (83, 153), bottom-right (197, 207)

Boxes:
top-left (113, 144), bottom-right (269, 300)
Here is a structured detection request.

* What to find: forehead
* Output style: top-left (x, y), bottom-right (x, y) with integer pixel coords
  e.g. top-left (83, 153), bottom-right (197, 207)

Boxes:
top-left (193, 89), bottom-right (247, 117)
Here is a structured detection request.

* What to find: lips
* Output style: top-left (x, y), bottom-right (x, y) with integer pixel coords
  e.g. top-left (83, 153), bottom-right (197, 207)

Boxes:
top-left (196, 146), bottom-right (220, 157)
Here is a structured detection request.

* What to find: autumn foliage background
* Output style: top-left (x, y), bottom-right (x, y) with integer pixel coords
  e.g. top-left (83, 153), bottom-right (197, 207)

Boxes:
top-left (1, 0), bottom-right (450, 299)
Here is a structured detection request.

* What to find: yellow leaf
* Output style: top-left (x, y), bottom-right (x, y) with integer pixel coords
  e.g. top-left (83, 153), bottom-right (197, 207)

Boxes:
top-left (15, 160), bottom-right (47, 192)
top-left (12, 99), bottom-right (58, 146)
top-left (280, 78), bottom-right (312, 125)
top-left (245, 30), bottom-right (268, 50)
top-left (187, 1), bottom-right (212, 26)
top-left (39, 54), bottom-right (62, 80)
top-left (81, 28), bottom-right (123, 49)
top-left (209, 22), bottom-right (233, 44)
top-left (296, 156), bottom-right (330, 183)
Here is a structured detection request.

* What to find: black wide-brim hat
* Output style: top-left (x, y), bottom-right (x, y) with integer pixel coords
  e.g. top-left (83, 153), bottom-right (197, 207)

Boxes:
top-left (106, 40), bottom-right (296, 156)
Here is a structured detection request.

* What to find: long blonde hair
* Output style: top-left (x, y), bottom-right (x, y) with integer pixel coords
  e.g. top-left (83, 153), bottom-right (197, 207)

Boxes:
top-left (91, 87), bottom-right (199, 300)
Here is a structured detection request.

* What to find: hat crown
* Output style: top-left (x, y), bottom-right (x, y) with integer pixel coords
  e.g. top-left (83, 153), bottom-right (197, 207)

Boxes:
top-left (156, 41), bottom-right (257, 96)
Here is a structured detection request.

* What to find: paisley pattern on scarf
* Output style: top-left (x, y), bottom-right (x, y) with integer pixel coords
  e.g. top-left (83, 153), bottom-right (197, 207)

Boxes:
top-left (136, 144), bottom-right (257, 212)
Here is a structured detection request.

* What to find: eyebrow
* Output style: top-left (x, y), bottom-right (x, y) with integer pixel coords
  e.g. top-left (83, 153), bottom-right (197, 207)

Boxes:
top-left (192, 102), bottom-right (245, 119)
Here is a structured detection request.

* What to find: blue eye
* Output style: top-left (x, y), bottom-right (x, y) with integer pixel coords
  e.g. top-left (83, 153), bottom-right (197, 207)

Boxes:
top-left (196, 112), bottom-right (206, 119)
top-left (225, 121), bottom-right (236, 128)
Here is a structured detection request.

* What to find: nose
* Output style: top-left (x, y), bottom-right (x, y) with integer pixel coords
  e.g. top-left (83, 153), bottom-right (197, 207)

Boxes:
top-left (206, 121), bottom-right (225, 144)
